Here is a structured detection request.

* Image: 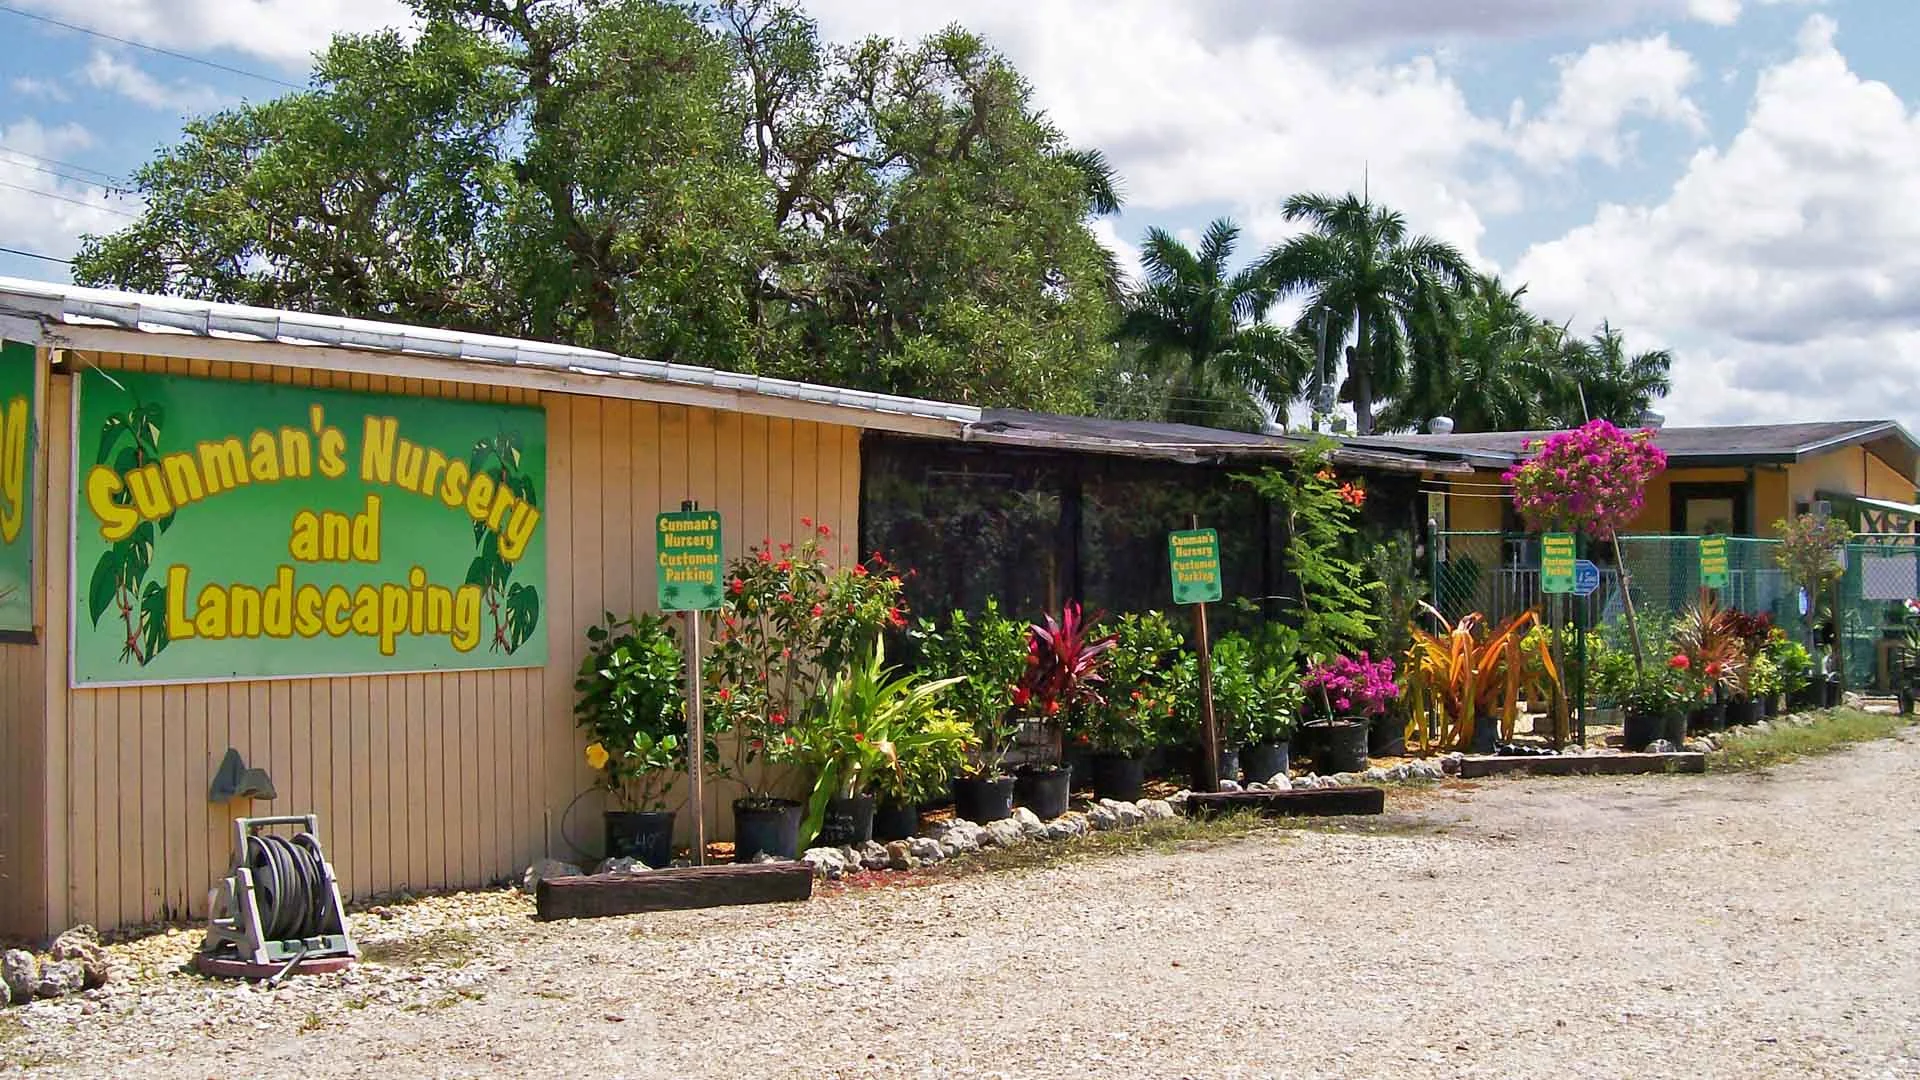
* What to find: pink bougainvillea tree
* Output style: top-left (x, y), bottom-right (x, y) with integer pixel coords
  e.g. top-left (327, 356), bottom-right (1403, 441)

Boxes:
top-left (1503, 420), bottom-right (1668, 540)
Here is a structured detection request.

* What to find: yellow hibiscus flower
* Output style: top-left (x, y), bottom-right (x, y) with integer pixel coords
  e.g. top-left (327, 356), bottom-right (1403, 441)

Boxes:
top-left (585, 742), bottom-right (610, 771)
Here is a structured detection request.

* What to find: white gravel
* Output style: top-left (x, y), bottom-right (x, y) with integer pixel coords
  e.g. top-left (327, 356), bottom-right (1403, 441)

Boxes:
top-left (8, 730), bottom-right (1920, 1078)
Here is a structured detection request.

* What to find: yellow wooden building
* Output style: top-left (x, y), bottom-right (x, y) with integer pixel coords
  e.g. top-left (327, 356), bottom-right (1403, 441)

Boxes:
top-left (0, 278), bottom-right (983, 941)
top-left (1348, 423), bottom-right (1920, 537)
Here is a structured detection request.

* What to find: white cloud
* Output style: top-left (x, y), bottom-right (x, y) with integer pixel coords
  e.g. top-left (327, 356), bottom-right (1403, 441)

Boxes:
top-left (81, 51), bottom-right (222, 113)
top-left (1514, 15), bottom-right (1920, 429)
top-left (1511, 34), bottom-right (1707, 169)
top-left (8, 76), bottom-right (70, 103)
top-left (12, 0), bottom-right (409, 69)
top-left (0, 120), bottom-right (133, 267)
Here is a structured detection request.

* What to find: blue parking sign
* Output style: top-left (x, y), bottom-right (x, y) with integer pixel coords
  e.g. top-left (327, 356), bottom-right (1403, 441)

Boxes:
top-left (1573, 560), bottom-right (1601, 597)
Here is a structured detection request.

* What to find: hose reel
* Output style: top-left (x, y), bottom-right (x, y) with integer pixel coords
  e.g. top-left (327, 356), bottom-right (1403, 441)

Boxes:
top-left (198, 815), bottom-right (358, 979)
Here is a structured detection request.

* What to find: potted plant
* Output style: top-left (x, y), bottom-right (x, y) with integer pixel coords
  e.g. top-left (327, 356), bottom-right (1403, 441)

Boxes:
top-left (1404, 608), bottom-right (1565, 754)
top-left (916, 601), bottom-right (1027, 824)
top-left (575, 613), bottom-right (689, 868)
top-left (707, 524), bottom-right (909, 861)
top-left (868, 713), bottom-right (977, 841)
top-left (794, 640), bottom-right (961, 850)
top-left (1672, 594), bottom-right (1744, 733)
top-left (1588, 643), bottom-right (1636, 727)
top-left (1723, 609), bottom-right (1775, 726)
top-left (1301, 652), bottom-right (1399, 774)
top-left (1765, 632), bottom-right (1813, 714)
top-left (1226, 626), bottom-right (1304, 784)
top-left (1086, 611), bottom-right (1183, 801)
top-left (1623, 659), bottom-right (1688, 750)
top-left (1014, 602), bottom-right (1114, 818)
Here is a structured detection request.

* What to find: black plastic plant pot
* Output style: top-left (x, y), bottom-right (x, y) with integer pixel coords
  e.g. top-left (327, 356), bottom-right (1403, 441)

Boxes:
top-left (1468, 715), bottom-right (1500, 756)
top-left (1089, 752), bottom-right (1146, 802)
top-left (604, 810), bottom-right (675, 869)
top-left (1368, 714), bottom-right (1407, 758)
top-left (815, 793), bottom-right (875, 848)
top-left (1065, 744), bottom-right (1093, 786)
top-left (1724, 699), bottom-right (1761, 727)
top-left (871, 800), bottom-right (920, 843)
top-left (1143, 745), bottom-right (1171, 779)
top-left (1622, 711), bottom-right (1666, 751)
top-left (1187, 744), bottom-right (1240, 787)
top-left (1822, 680), bottom-right (1842, 708)
top-left (1240, 743), bottom-right (1290, 786)
top-left (732, 798), bottom-right (801, 863)
top-left (1662, 711), bottom-right (1688, 747)
top-left (951, 776), bottom-right (1016, 824)
top-left (1290, 725), bottom-right (1322, 771)
top-left (1312, 720), bottom-right (1370, 774)
top-left (1689, 701), bottom-right (1727, 734)
top-left (1014, 764), bottom-right (1073, 820)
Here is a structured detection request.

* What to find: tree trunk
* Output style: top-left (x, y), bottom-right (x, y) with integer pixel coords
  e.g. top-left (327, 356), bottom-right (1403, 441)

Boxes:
top-left (1353, 311), bottom-right (1374, 435)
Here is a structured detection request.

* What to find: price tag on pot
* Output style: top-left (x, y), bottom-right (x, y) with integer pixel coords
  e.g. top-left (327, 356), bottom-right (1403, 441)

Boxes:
top-left (1541, 533), bottom-right (1576, 594)
top-left (1168, 529), bottom-right (1223, 605)
top-left (657, 509), bottom-right (724, 611)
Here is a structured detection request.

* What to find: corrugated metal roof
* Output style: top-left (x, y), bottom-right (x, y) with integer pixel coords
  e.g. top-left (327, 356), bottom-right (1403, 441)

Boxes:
top-left (1346, 420), bottom-right (1920, 472)
top-left (966, 409), bottom-right (1470, 473)
top-left (0, 276), bottom-right (983, 428)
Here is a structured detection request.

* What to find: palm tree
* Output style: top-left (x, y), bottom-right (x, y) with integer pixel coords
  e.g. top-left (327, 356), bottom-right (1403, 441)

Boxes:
top-left (1263, 192), bottom-right (1472, 435)
top-left (1114, 218), bottom-right (1310, 430)
top-left (1559, 322), bottom-right (1672, 427)
top-left (1385, 274), bottom-right (1568, 433)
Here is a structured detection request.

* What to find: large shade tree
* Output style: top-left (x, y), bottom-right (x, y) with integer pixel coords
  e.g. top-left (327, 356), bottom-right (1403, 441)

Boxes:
top-left (1262, 192), bottom-right (1472, 435)
top-left (1113, 219), bottom-right (1310, 431)
top-left (1557, 323), bottom-right (1673, 428)
top-left (1385, 274), bottom-right (1565, 433)
top-left (73, 0), bottom-right (1120, 412)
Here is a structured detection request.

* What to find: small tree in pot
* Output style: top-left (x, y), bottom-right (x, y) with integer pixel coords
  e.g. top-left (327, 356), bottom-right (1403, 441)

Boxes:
top-left (867, 713), bottom-right (978, 841)
top-left (1301, 651), bottom-right (1400, 773)
top-left (1085, 611), bottom-right (1184, 800)
top-left (1217, 629), bottom-right (1305, 784)
top-left (1014, 602), bottom-right (1114, 818)
top-left (914, 601), bottom-right (1028, 823)
top-left (576, 613), bottom-right (690, 868)
top-left (706, 522), bottom-right (909, 861)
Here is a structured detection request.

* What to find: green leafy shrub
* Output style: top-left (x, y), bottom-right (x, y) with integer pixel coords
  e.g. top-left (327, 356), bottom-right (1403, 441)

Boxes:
top-left (575, 613), bottom-right (687, 811)
top-left (1082, 611), bottom-right (1185, 756)
top-left (913, 600), bottom-right (1028, 777)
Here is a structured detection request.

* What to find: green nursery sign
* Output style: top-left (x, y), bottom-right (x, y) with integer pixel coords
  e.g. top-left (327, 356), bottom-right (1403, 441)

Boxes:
top-left (1168, 528), bottom-right (1222, 605)
top-left (1541, 532), bottom-right (1576, 594)
top-left (657, 509), bottom-right (724, 611)
top-left (73, 369), bottom-right (547, 685)
top-left (0, 339), bottom-right (34, 633)
top-left (1699, 534), bottom-right (1729, 589)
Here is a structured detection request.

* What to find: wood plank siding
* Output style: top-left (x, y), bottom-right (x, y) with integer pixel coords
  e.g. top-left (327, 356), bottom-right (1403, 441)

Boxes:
top-left (0, 349), bottom-right (862, 939)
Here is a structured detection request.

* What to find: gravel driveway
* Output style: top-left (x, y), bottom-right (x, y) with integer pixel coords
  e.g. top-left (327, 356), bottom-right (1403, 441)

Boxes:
top-left (9, 732), bottom-right (1920, 1079)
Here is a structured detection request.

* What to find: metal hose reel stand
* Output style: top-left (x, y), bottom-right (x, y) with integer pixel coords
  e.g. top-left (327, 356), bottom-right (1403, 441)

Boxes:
top-left (197, 815), bottom-right (359, 980)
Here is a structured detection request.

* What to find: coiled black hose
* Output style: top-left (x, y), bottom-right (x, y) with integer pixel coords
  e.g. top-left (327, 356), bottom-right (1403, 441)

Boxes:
top-left (245, 832), bottom-right (333, 941)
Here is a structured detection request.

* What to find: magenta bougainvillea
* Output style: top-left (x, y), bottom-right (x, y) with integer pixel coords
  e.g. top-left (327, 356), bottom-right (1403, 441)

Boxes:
top-left (1302, 652), bottom-right (1400, 719)
top-left (1503, 420), bottom-right (1668, 540)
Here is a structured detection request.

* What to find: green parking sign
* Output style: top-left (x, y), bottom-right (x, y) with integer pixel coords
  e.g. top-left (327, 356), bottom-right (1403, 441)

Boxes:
top-left (1168, 529), bottom-right (1223, 605)
top-left (657, 510), bottom-right (724, 611)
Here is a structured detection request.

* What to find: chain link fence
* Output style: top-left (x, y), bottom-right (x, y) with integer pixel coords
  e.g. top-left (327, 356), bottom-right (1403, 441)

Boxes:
top-left (1431, 530), bottom-right (1920, 697)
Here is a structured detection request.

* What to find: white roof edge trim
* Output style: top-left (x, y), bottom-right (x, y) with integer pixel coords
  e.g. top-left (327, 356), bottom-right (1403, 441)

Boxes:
top-left (0, 276), bottom-right (982, 426)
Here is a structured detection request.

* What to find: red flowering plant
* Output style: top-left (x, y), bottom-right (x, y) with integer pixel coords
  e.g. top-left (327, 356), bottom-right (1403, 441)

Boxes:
top-left (703, 518), bottom-right (908, 805)
top-left (1503, 420), bottom-right (1668, 541)
top-left (1081, 611), bottom-right (1185, 758)
top-left (1015, 602), bottom-right (1116, 769)
top-left (1671, 592), bottom-right (1744, 704)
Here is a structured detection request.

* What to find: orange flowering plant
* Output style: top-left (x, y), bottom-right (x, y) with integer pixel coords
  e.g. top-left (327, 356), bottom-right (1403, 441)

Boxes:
top-left (703, 519), bottom-right (909, 802)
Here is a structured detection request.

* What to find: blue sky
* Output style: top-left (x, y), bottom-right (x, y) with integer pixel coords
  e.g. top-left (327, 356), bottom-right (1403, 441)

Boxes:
top-left (2, 0), bottom-right (1918, 432)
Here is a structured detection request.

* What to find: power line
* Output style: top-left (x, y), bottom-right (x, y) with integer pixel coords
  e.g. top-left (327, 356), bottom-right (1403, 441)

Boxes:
top-left (0, 179), bottom-right (139, 217)
top-left (0, 142), bottom-right (121, 182)
top-left (0, 2), bottom-right (303, 90)
top-left (0, 152), bottom-right (130, 195)
top-left (0, 245), bottom-right (72, 265)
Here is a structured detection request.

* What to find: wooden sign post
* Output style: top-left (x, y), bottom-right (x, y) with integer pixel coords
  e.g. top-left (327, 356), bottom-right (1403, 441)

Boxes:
top-left (657, 503), bottom-right (724, 866)
top-left (1169, 523), bottom-right (1224, 793)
